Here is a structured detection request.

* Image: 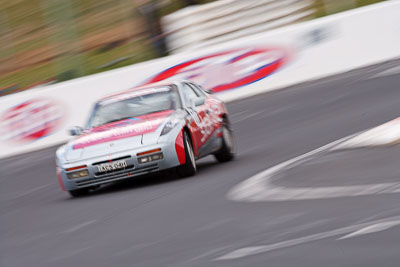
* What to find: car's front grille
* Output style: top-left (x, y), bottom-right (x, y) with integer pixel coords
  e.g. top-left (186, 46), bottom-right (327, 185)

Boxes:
top-left (75, 164), bottom-right (159, 188)
top-left (94, 165), bottom-right (135, 176)
top-left (92, 156), bottom-right (131, 166)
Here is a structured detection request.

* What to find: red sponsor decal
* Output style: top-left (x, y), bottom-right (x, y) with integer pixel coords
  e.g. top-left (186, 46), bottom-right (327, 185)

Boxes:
top-left (1, 98), bottom-right (63, 143)
top-left (72, 110), bottom-right (173, 149)
top-left (175, 130), bottom-right (186, 165)
top-left (144, 47), bottom-right (291, 92)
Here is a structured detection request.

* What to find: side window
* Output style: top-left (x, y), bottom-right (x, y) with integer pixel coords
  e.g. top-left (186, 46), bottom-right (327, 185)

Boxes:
top-left (169, 85), bottom-right (182, 109)
top-left (188, 83), bottom-right (206, 97)
top-left (182, 83), bottom-right (199, 106)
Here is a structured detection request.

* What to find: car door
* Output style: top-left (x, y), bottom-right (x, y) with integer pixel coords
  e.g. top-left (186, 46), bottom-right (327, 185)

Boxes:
top-left (189, 82), bottom-right (224, 152)
top-left (181, 82), bottom-right (207, 155)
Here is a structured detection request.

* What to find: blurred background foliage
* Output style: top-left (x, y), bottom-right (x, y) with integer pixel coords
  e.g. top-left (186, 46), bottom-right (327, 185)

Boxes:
top-left (0, 0), bottom-right (385, 95)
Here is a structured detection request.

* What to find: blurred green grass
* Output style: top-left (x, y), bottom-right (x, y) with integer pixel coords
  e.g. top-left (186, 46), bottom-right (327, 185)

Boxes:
top-left (1, 38), bottom-right (157, 89)
top-left (0, 0), bottom-right (387, 94)
top-left (313, 0), bottom-right (386, 18)
top-left (1, 0), bottom-right (215, 92)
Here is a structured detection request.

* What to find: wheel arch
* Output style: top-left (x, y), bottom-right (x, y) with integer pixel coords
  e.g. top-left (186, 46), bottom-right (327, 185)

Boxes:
top-left (183, 125), bottom-right (196, 153)
top-left (221, 113), bottom-right (230, 124)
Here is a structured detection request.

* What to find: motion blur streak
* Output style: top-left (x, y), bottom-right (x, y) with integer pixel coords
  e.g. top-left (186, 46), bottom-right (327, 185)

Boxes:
top-left (215, 217), bottom-right (400, 260)
top-left (1, 59), bottom-right (400, 267)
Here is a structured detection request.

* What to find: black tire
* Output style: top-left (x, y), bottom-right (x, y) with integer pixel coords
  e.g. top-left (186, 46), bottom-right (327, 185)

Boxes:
top-left (68, 188), bottom-right (89, 197)
top-left (214, 122), bottom-right (235, 162)
top-left (176, 131), bottom-right (197, 177)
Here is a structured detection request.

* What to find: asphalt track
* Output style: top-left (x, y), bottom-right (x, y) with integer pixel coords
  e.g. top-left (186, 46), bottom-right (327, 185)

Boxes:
top-left (1, 59), bottom-right (400, 267)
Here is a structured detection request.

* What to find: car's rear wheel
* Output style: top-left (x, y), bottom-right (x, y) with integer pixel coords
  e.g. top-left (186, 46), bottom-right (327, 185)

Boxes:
top-left (68, 188), bottom-right (89, 197)
top-left (214, 122), bottom-right (235, 162)
top-left (176, 131), bottom-right (196, 177)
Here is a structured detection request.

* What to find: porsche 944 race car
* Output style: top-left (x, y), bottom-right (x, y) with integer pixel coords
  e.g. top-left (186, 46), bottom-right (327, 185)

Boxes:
top-left (56, 80), bottom-right (235, 197)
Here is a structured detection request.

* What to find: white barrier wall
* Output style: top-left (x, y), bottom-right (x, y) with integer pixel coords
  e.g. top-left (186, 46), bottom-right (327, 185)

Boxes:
top-left (162, 0), bottom-right (314, 53)
top-left (1, 1), bottom-right (400, 159)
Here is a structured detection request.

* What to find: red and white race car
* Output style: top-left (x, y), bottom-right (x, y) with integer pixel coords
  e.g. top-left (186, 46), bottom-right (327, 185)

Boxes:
top-left (56, 80), bottom-right (235, 197)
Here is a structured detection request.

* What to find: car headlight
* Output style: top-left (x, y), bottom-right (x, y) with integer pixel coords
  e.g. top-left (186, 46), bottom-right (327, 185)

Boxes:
top-left (138, 153), bottom-right (164, 164)
top-left (160, 119), bottom-right (179, 136)
top-left (67, 169), bottom-right (89, 179)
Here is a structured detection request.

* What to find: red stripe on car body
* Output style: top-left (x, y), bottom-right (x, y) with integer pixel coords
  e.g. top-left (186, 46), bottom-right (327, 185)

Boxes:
top-left (57, 167), bottom-right (65, 191)
top-left (175, 130), bottom-right (186, 165)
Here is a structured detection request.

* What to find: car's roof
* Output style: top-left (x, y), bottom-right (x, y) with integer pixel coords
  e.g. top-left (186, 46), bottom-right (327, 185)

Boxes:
top-left (98, 80), bottom-right (182, 105)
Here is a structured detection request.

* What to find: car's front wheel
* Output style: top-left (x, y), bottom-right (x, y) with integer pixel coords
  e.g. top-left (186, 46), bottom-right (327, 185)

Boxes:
top-left (176, 131), bottom-right (196, 177)
top-left (68, 188), bottom-right (89, 198)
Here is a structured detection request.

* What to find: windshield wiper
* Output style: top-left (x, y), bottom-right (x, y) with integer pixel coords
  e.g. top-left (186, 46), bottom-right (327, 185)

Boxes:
top-left (103, 117), bottom-right (136, 125)
top-left (93, 110), bottom-right (170, 128)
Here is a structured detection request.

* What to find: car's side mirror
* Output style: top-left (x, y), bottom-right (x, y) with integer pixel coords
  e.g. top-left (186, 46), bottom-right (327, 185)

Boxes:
top-left (68, 126), bottom-right (83, 136)
top-left (189, 98), bottom-right (205, 110)
top-left (203, 87), bottom-right (213, 94)
top-left (189, 99), bottom-right (196, 110)
top-left (194, 97), bottom-right (205, 106)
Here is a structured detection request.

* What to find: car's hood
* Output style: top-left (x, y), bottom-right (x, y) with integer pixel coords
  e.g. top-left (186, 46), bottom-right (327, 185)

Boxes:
top-left (64, 110), bottom-right (173, 161)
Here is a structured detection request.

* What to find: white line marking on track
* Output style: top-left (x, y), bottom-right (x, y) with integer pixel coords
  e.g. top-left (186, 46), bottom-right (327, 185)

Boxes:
top-left (228, 118), bottom-right (400, 202)
top-left (6, 184), bottom-right (51, 201)
top-left (215, 216), bottom-right (400, 261)
top-left (231, 110), bottom-right (247, 117)
top-left (232, 111), bottom-right (263, 123)
top-left (368, 65), bottom-right (400, 79)
top-left (47, 246), bottom-right (91, 262)
top-left (336, 117), bottom-right (400, 149)
top-left (62, 220), bottom-right (96, 234)
top-left (337, 220), bottom-right (400, 240)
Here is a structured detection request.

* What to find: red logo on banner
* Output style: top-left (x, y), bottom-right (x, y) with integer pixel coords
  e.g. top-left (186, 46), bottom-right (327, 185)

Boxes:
top-left (1, 98), bottom-right (63, 143)
top-left (145, 47), bottom-right (291, 92)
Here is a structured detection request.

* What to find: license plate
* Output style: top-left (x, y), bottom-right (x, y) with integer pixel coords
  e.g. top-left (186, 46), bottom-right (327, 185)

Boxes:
top-left (97, 160), bottom-right (127, 173)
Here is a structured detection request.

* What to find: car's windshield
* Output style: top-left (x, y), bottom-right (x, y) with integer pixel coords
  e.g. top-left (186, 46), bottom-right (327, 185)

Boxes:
top-left (87, 86), bottom-right (181, 128)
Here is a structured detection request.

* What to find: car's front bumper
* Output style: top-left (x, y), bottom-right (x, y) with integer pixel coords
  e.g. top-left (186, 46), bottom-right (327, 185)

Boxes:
top-left (58, 141), bottom-right (181, 191)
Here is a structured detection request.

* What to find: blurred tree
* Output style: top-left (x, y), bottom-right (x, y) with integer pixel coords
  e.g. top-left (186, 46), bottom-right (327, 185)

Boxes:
top-left (138, 1), bottom-right (168, 57)
top-left (182, 0), bottom-right (200, 6)
top-left (0, 11), bottom-right (17, 78)
top-left (42, 0), bottom-right (83, 80)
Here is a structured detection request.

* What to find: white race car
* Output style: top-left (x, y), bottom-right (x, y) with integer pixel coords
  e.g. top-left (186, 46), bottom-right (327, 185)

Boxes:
top-left (56, 80), bottom-right (235, 197)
